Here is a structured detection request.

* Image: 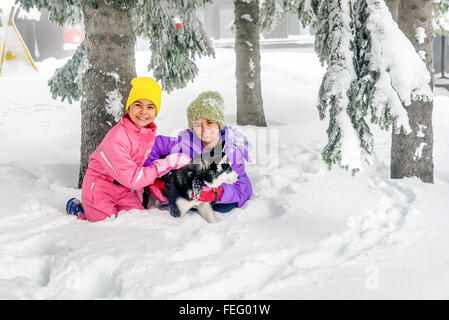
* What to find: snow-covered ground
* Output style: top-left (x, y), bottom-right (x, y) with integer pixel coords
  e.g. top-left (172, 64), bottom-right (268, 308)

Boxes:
top-left (1, 46), bottom-right (449, 299)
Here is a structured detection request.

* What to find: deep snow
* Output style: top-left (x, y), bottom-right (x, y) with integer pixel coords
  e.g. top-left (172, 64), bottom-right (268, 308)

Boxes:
top-left (1, 45), bottom-right (449, 299)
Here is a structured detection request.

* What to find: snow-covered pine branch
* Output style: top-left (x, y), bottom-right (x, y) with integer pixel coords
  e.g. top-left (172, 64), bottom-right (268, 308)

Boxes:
top-left (48, 41), bottom-right (85, 104)
top-left (14, 1), bottom-right (83, 103)
top-left (260, 0), bottom-right (294, 32)
top-left (259, 0), bottom-right (318, 33)
top-left (15, 0), bottom-right (215, 99)
top-left (433, 0), bottom-right (449, 36)
top-left (16, 0), bottom-right (82, 26)
top-left (347, 0), bottom-right (375, 164)
top-left (315, 0), bottom-right (363, 173)
top-left (315, 0), bottom-right (432, 174)
top-left (365, 0), bottom-right (431, 132)
top-left (134, 0), bottom-right (215, 93)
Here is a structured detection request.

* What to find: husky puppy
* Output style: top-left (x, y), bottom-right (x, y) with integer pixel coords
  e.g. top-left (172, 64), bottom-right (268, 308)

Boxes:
top-left (157, 150), bottom-right (239, 223)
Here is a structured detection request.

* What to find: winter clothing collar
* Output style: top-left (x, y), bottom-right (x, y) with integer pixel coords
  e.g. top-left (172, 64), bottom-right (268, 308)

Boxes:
top-left (121, 114), bottom-right (157, 135)
top-left (177, 126), bottom-right (250, 162)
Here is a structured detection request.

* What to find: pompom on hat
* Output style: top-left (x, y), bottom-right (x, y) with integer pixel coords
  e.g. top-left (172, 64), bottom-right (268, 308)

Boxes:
top-left (126, 77), bottom-right (162, 115)
top-left (187, 91), bottom-right (225, 130)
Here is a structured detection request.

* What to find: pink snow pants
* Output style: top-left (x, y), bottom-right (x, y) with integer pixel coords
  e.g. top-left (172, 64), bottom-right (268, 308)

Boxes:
top-left (78, 170), bottom-right (144, 222)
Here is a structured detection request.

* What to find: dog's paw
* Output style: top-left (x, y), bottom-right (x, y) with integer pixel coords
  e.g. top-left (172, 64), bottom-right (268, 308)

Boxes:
top-left (169, 210), bottom-right (181, 218)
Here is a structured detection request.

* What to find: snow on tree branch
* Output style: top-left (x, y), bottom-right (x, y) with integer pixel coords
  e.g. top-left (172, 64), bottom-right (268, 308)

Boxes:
top-left (15, 0), bottom-right (215, 98)
top-left (365, 0), bottom-right (431, 133)
top-left (315, 0), bottom-right (363, 173)
top-left (48, 41), bottom-right (85, 104)
top-left (434, 0), bottom-right (449, 36)
top-left (16, 0), bottom-right (82, 26)
top-left (315, 0), bottom-right (432, 174)
top-left (260, 0), bottom-right (318, 32)
top-left (134, 0), bottom-right (215, 93)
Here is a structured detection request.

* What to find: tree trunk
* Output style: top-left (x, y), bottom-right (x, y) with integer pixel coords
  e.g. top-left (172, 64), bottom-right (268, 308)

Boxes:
top-left (234, 0), bottom-right (267, 126)
top-left (78, 0), bottom-right (136, 187)
top-left (390, 0), bottom-right (434, 183)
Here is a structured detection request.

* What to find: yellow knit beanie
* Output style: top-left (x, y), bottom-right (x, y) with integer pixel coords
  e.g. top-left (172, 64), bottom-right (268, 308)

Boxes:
top-left (126, 77), bottom-right (162, 115)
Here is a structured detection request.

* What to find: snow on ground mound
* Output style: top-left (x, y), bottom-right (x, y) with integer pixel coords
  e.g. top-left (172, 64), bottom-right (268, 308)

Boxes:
top-left (0, 49), bottom-right (448, 299)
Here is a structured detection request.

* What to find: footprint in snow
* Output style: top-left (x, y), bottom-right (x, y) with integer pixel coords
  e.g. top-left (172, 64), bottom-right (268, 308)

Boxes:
top-left (292, 175), bottom-right (417, 269)
top-left (165, 232), bottom-right (226, 262)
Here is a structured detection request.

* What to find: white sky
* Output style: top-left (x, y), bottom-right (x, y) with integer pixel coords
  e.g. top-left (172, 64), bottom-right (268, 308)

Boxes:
top-left (1, 1), bottom-right (41, 22)
top-left (0, 0), bottom-right (17, 11)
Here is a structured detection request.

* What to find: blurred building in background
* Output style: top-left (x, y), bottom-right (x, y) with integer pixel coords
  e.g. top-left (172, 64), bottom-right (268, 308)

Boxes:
top-left (434, 35), bottom-right (449, 75)
top-left (198, 0), bottom-right (313, 46)
top-left (12, 7), bottom-right (83, 62)
top-left (4, 2), bottom-right (448, 82)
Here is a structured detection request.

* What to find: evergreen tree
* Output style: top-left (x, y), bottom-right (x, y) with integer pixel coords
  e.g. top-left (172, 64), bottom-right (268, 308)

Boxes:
top-left (134, 0), bottom-right (215, 92)
top-left (48, 42), bottom-right (84, 104)
top-left (260, 0), bottom-right (318, 32)
top-left (232, 0), bottom-right (320, 127)
top-left (260, 0), bottom-right (432, 177)
top-left (15, 0), bottom-right (215, 187)
top-left (317, 0), bottom-right (432, 175)
top-left (434, 0), bottom-right (449, 36)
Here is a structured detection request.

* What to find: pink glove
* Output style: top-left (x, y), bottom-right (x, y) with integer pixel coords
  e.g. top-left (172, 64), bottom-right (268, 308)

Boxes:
top-left (153, 153), bottom-right (191, 177)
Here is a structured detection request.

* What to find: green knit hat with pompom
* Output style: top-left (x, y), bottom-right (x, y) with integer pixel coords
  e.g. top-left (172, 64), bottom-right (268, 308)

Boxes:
top-left (187, 91), bottom-right (225, 130)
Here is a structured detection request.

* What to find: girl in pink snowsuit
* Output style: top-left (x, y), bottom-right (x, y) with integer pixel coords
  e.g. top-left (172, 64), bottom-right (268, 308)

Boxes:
top-left (78, 77), bottom-right (190, 222)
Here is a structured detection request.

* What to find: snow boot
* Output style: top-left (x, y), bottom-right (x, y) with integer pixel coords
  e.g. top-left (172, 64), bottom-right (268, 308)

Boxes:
top-left (66, 198), bottom-right (85, 216)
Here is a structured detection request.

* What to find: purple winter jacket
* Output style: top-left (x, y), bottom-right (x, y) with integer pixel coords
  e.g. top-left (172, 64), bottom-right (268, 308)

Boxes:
top-left (143, 126), bottom-right (253, 208)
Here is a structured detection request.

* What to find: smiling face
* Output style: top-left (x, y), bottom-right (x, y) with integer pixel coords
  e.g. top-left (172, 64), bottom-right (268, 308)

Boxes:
top-left (128, 99), bottom-right (157, 127)
top-left (192, 118), bottom-right (221, 148)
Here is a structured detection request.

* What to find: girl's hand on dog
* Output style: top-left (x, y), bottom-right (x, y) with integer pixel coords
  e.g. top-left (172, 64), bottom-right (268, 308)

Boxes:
top-left (153, 153), bottom-right (191, 177)
top-left (192, 185), bottom-right (224, 202)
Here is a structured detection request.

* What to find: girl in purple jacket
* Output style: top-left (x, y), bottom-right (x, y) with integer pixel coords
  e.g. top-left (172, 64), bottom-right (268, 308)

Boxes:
top-left (143, 91), bottom-right (253, 213)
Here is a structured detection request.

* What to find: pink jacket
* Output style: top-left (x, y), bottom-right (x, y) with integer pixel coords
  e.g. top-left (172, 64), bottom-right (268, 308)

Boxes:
top-left (85, 114), bottom-right (159, 190)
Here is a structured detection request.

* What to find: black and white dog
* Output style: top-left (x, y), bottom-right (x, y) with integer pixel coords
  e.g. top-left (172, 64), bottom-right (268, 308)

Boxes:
top-left (157, 148), bottom-right (239, 223)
